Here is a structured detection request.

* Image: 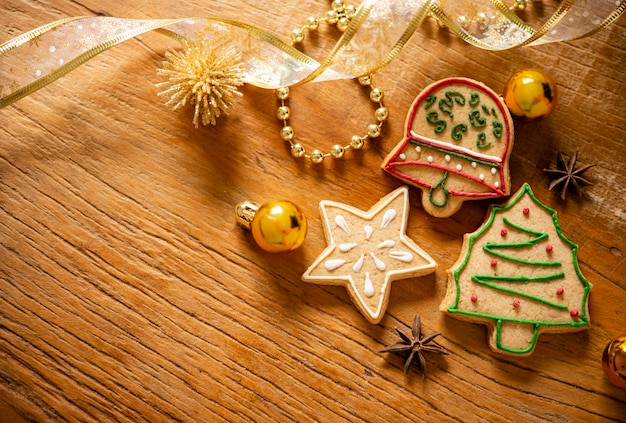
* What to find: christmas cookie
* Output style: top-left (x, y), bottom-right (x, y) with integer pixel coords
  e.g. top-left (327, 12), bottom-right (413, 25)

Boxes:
top-left (440, 183), bottom-right (592, 356)
top-left (302, 186), bottom-right (437, 324)
top-left (382, 77), bottom-right (514, 218)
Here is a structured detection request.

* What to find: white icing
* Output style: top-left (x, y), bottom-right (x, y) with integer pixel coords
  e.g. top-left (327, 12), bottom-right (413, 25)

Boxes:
top-left (352, 254), bottom-right (365, 272)
top-left (377, 240), bottom-right (395, 248)
top-left (456, 164), bottom-right (462, 171)
top-left (415, 146), bottom-right (421, 153)
top-left (335, 215), bottom-right (350, 234)
top-left (389, 251), bottom-right (413, 262)
top-left (325, 259), bottom-right (346, 270)
top-left (399, 153), bottom-right (406, 161)
top-left (444, 154), bottom-right (451, 162)
top-left (479, 173), bottom-right (485, 181)
top-left (380, 209), bottom-right (396, 228)
top-left (339, 243), bottom-right (358, 252)
top-left (495, 181), bottom-right (500, 188)
top-left (364, 272), bottom-right (374, 297)
top-left (427, 155), bottom-right (434, 163)
top-left (364, 225), bottom-right (373, 240)
top-left (471, 162), bottom-right (477, 168)
top-left (491, 167), bottom-right (497, 175)
top-left (370, 252), bottom-right (386, 271)
top-left (411, 130), bottom-right (503, 163)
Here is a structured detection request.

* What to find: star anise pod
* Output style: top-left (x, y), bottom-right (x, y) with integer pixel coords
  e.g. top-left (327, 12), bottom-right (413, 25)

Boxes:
top-left (379, 316), bottom-right (449, 378)
top-left (543, 148), bottom-right (594, 200)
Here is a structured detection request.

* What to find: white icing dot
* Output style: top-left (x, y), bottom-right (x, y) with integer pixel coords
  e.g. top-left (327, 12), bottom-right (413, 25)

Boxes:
top-left (364, 272), bottom-right (374, 297)
top-left (58, 58), bottom-right (64, 65)
top-left (369, 252), bottom-right (387, 271)
top-left (444, 154), bottom-right (451, 162)
top-left (380, 209), bottom-right (396, 229)
top-left (495, 181), bottom-right (500, 188)
top-left (77, 24), bottom-right (83, 30)
top-left (399, 153), bottom-right (406, 161)
top-left (479, 174), bottom-right (485, 181)
top-left (389, 251), bottom-right (413, 262)
top-left (364, 225), bottom-right (373, 240)
top-left (335, 215), bottom-right (350, 234)
top-left (339, 243), bottom-right (358, 252)
top-left (35, 69), bottom-right (42, 77)
top-left (456, 164), bottom-right (462, 171)
top-left (49, 45), bottom-right (56, 53)
top-left (353, 254), bottom-right (365, 272)
top-left (427, 156), bottom-right (434, 163)
top-left (325, 259), bottom-right (346, 271)
top-left (471, 162), bottom-right (477, 168)
top-left (415, 146), bottom-right (421, 153)
top-left (377, 240), bottom-right (395, 248)
top-left (491, 167), bottom-right (497, 175)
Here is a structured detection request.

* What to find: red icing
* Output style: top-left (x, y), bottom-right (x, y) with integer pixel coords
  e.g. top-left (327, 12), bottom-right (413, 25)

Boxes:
top-left (546, 245), bottom-right (553, 253)
top-left (570, 310), bottom-right (580, 317)
top-left (512, 299), bottom-right (520, 307)
top-left (490, 259), bottom-right (497, 267)
top-left (500, 228), bottom-right (507, 237)
top-left (471, 294), bottom-right (478, 302)
top-left (523, 207), bottom-right (530, 215)
top-left (556, 287), bottom-right (564, 295)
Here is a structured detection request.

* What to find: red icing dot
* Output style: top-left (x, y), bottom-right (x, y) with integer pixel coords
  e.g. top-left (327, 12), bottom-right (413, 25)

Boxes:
top-left (556, 287), bottom-right (564, 295)
top-left (471, 294), bottom-right (478, 303)
top-left (490, 259), bottom-right (497, 267)
top-left (546, 245), bottom-right (553, 253)
top-left (501, 229), bottom-right (508, 237)
top-left (570, 310), bottom-right (580, 317)
top-left (523, 207), bottom-right (530, 215)
top-left (513, 299), bottom-right (520, 307)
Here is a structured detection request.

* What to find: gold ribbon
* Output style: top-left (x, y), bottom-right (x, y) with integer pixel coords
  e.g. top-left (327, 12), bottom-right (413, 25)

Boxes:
top-left (1, 0), bottom-right (624, 108)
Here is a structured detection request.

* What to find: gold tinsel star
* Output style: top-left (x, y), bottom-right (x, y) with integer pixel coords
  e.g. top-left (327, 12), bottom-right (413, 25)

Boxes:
top-left (157, 29), bottom-right (245, 127)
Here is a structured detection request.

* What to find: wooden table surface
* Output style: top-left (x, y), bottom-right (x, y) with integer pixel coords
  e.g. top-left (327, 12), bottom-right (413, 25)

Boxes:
top-left (1, 1), bottom-right (625, 421)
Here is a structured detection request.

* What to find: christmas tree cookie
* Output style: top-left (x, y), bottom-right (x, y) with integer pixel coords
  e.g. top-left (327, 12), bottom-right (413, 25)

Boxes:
top-left (441, 183), bottom-right (592, 356)
top-left (382, 77), bottom-right (514, 217)
top-left (302, 187), bottom-right (437, 324)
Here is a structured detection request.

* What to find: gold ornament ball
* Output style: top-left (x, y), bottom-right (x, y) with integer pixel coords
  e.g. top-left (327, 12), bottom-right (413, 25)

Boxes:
top-left (503, 69), bottom-right (558, 120)
top-left (602, 335), bottom-right (626, 389)
top-left (250, 201), bottom-right (307, 253)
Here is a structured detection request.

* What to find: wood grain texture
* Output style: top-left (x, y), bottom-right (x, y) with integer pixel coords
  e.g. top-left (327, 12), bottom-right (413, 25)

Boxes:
top-left (1, 1), bottom-right (625, 421)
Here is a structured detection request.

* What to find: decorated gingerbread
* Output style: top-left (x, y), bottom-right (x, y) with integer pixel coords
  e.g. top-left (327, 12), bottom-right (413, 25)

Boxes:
top-left (382, 77), bottom-right (514, 218)
top-left (440, 183), bottom-right (592, 356)
top-left (302, 187), bottom-right (437, 324)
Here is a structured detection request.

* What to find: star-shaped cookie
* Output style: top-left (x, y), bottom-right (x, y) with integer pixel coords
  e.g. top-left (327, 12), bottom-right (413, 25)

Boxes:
top-left (302, 186), bottom-right (437, 324)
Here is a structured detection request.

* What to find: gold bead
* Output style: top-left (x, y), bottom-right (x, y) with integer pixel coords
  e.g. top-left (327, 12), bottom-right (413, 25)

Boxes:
top-left (350, 135), bottom-right (365, 149)
top-left (248, 200), bottom-right (307, 253)
top-left (276, 87), bottom-right (290, 100)
top-left (277, 106), bottom-right (290, 120)
top-left (375, 107), bottom-right (389, 122)
top-left (326, 10), bottom-right (339, 24)
top-left (310, 150), bottom-right (325, 164)
top-left (280, 126), bottom-right (294, 141)
top-left (370, 88), bottom-right (384, 103)
top-left (337, 17), bottom-right (350, 32)
top-left (367, 124), bottom-right (381, 138)
top-left (602, 335), bottom-right (626, 389)
top-left (458, 15), bottom-right (469, 29)
top-left (345, 5), bottom-right (356, 18)
top-left (291, 28), bottom-right (305, 44)
top-left (332, 0), bottom-right (345, 12)
top-left (306, 17), bottom-right (320, 30)
top-left (503, 68), bottom-right (558, 120)
top-left (291, 143), bottom-right (305, 158)
top-left (358, 75), bottom-right (372, 86)
top-left (330, 144), bottom-right (345, 158)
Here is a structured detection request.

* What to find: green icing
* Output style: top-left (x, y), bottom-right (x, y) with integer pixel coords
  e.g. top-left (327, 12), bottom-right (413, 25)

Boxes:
top-left (408, 140), bottom-right (500, 169)
top-left (469, 92), bottom-right (480, 106)
top-left (476, 132), bottom-right (491, 149)
top-left (426, 110), bottom-right (446, 133)
top-left (447, 183), bottom-right (592, 354)
top-left (438, 91), bottom-right (466, 118)
top-left (425, 95), bottom-right (437, 110)
top-left (429, 171), bottom-right (450, 207)
top-left (492, 120), bottom-right (503, 139)
top-left (481, 104), bottom-right (491, 116)
top-left (452, 123), bottom-right (468, 141)
top-left (469, 109), bottom-right (486, 128)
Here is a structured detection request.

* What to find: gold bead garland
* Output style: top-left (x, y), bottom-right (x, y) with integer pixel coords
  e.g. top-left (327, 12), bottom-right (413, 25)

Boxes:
top-left (276, 1), bottom-right (388, 164)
